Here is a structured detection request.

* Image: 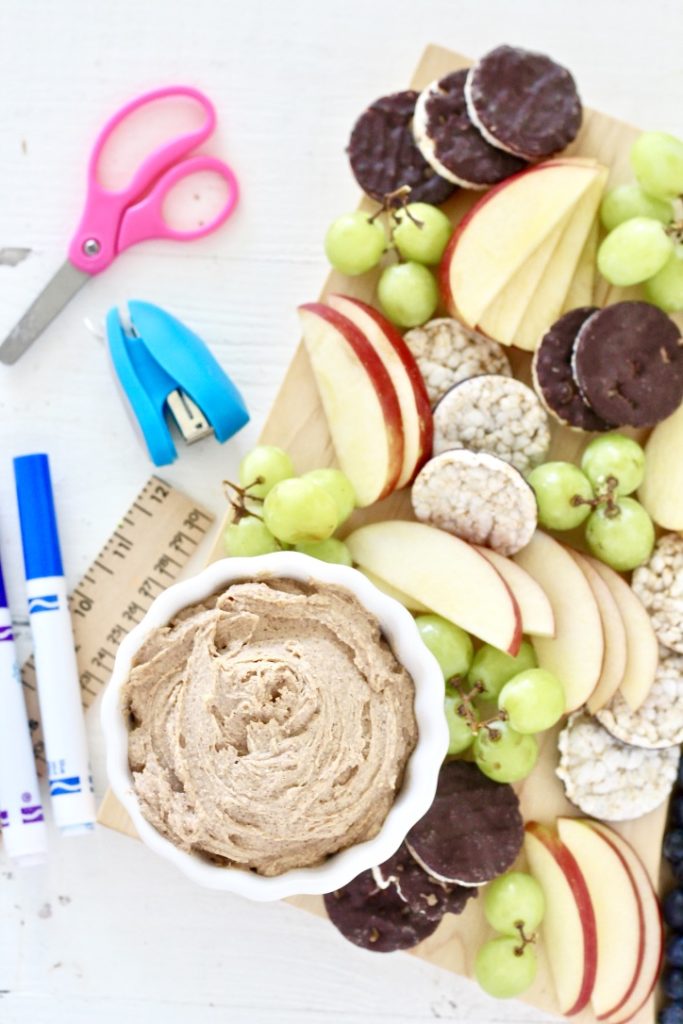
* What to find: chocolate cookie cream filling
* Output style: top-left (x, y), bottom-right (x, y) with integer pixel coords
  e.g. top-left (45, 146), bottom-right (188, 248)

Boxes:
top-left (123, 577), bottom-right (417, 877)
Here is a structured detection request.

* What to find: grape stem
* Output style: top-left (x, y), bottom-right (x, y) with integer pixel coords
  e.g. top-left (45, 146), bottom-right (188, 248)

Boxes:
top-left (665, 220), bottom-right (683, 244)
top-left (222, 479), bottom-right (290, 549)
top-left (570, 475), bottom-right (621, 517)
top-left (448, 678), bottom-right (507, 737)
top-left (513, 922), bottom-right (536, 956)
top-left (366, 185), bottom-right (425, 266)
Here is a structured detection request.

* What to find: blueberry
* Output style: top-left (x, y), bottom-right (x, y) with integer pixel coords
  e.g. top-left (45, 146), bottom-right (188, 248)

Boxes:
top-left (665, 830), bottom-right (683, 864)
top-left (673, 793), bottom-right (683, 827)
top-left (673, 861), bottom-right (683, 884)
top-left (665, 889), bottom-right (683, 931)
top-left (659, 1004), bottom-right (683, 1024)
top-left (664, 969), bottom-right (683, 1001)
top-left (669, 936), bottom-right (683, 968)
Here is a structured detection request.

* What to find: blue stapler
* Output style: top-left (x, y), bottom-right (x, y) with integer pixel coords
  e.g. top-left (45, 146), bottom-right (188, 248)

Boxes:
top-left (106, 301), bottom-right (250, 467)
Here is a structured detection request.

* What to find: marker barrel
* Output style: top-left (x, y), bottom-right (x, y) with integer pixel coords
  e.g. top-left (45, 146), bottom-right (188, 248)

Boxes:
top-left (0, 602), bottom-right (48, 865)
top-left (14, 454), bottom-right (95, 835)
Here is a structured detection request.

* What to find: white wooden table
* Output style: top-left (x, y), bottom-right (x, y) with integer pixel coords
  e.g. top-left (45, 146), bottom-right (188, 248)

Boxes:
top-left (0, 2), bottom-right (680, 1020)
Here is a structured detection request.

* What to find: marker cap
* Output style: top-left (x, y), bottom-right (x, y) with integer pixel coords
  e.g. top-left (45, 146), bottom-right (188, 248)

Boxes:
top-left (13, 454), bottom-right (64, 580)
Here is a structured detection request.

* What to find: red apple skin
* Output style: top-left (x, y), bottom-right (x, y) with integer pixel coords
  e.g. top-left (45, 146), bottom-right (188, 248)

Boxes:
top-left (558, 817), bottom-right (646, 1022)
top-left (525, 821), bottom-right (599, 1016)
top-left (327, 295), bottom-right (434, 480)
top-left (584, 821), bottom-right (664, 1024)
top-left (298, 302), bottom-right (405, 500)
top-left (438, 158), bottom-right (595, 319)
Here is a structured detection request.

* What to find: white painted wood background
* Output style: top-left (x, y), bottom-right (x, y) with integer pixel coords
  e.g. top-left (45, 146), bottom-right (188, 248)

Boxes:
top-left (0, 1), bottom-right (681, 1021)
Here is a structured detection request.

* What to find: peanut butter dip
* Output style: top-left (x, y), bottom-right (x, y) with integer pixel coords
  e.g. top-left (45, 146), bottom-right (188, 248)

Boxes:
top-left (123, 577), bottom-right (417, 876)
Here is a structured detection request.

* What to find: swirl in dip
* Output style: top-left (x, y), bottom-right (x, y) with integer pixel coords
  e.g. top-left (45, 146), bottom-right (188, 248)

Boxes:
top-left (123, 577), bottom-right (417, 877)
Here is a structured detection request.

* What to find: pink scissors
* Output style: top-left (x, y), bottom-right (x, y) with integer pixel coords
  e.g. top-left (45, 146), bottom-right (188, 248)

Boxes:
top-left (0, 86), bottom-right (238, 364)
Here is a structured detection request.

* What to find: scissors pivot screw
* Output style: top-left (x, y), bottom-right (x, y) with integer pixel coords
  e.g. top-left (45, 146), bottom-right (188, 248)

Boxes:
top-left (82, 239), bottom-right (101, 257)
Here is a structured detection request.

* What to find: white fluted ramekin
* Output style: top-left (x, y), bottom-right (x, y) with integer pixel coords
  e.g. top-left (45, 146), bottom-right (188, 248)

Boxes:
top-left (101, 551), bottom-right (448, 900)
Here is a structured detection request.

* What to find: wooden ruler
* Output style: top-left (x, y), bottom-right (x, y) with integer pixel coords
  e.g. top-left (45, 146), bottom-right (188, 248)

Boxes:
top-left (20, 475), bottom-right (215, 767)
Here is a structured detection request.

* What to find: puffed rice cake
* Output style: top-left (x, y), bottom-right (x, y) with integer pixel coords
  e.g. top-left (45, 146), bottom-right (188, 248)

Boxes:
top-left (403, 318), bottom-right (511, 407)
top-left (631, 533), bottom-right (683, 654)
top-left (595, 646), bottom-right (683, 749)
top-left (432, 375), bottom-right (550, 476)
top-left (556, 711), bottom-right (679, 821)
top-left (411, 448), bottom-right (537, 556)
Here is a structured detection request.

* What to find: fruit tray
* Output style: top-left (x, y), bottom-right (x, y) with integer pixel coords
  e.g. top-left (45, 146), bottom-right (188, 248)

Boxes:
top-left (98, 43), bottom-right (677, 1024)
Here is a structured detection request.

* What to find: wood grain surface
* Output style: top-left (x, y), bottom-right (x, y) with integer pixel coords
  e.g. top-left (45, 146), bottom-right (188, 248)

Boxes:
top-left (97, 43), bottom-right (676, 1024)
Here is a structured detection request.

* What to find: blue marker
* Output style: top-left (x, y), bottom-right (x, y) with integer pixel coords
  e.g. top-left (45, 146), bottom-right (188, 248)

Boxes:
top-left (0, 552), bottom-right (47, 864)
top-left (14, 454), bottom-right (95, 835)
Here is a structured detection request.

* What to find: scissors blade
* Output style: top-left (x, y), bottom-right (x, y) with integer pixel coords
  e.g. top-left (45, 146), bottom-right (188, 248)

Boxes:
top-left (0, 260), bottom-right (90, 365)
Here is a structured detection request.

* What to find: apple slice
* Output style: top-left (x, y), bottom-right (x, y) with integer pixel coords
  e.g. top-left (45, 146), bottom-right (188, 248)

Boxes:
top-left (586, 821), bottom-right (664, 1024)
top-left (327, 294), bottom-right (432, 487)
top-left (640, 401), bottom-right (683, 529)
top-left (514, 168), bottom-right (607, 351)
top-left (557, 817), bottom-right (644, 1021)
top-left (563, 218), bottom-right (598, 313)
top-left (473, 545), bottom-right (555, 637)
top-left (525, 822), bottom-right (598, 1016)
top-left (513, 533), bottom-right (604, 711)
top-left (568, 551), bottom-right (627, 714)
top-left (359, 568), bottom-right (431, 613)
top-left (585, 556), bottom-right (658, 712)
top-left (440, 158), bottom-right (601, 328)
top-left (298, 303), bottom-right (404, 507)
top-left (346, 520), bottom-right (521, 653)
top-left (477, 213), bottom-right (569, 345)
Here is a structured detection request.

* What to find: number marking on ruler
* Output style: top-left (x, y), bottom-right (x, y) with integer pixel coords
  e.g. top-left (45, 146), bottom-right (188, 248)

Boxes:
top-left (20, 476), bottom-right (215, 766)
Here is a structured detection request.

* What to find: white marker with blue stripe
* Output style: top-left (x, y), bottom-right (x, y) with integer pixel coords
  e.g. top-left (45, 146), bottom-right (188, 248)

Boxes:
top-left (0, 555), bottom-right (48, 864)
top-left (14, 454), bottom-right (95, 835)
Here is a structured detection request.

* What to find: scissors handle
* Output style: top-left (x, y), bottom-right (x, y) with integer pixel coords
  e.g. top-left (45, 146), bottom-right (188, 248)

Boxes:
top-left (118, 155), bottom-right (238, 250)
top-left (67, 85), bottom-right (237, 274)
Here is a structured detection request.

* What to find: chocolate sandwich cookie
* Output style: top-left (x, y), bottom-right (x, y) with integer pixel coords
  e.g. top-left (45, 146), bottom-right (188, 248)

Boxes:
top-left (375, 842), bottom-right (477, 922)
top-left (413, 70), bottom-right (526, 188)
top-left (405, 760), bottom-right (523, 886)
top-left (347, 90), bottom-right (456, 206)
top-left (532, 306), bottom-right (613, 432)
top-left (324, 868), bottom-right (441, 952)
top-left (465, 45), bottom-right (582, 160)
top-left (571, 301), bottom-right (683, 428)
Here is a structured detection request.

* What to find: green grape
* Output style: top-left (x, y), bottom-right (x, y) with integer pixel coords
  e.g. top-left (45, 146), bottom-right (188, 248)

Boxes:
top-left (581, 434), bottom-right (645, 496)
top-left (294, 538), bottom-right (352, 566)
top-left (644, 246), bottom-right (683, 313)
top-left (377, 261), bottom-right (439, 328)
top-left (263, 478), bottom-right (339, 545)
top-left (631, 131), bottom-right (683, 199)
top-left (483, 871), bottom-right (545, 936)
top-left (468, 641), bottom-right (537, 701)
top-left (443, 693), bottom-right (475, 755)
top-left (473, 720), bottom-right (539, 783)
top-left (302, 468), bottom-right (356, 524)
top-left (527, 462), bottom-right (594, 531)
top-left (239, 445), bottom-right (295, 499)
top-left (324, 212), bottom-right (386, 275)
top-left (415, 614), bottom-right (473, 680)
top-left (599, 182), bottom-right (674, 232)
top-left (585, 497), bottom-right (655, 572)
top-left (474, 936), bottom-right (538, 999)
top-left (392, 202), bottom-right (453, 265)
top-left (223, 516), bottom-right (280, 556)
top-left (597, 217), bottom-right (673, 287)
top-left (498, 668), bottom-right (565, 734)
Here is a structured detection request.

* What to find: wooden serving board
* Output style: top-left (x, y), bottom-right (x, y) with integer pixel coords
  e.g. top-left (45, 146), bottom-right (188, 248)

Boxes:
top-left (98, 44), bottom-right (673, 1024)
